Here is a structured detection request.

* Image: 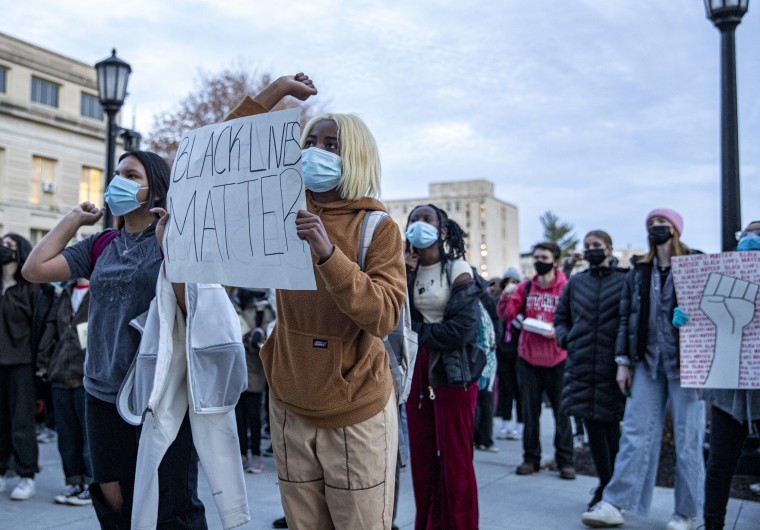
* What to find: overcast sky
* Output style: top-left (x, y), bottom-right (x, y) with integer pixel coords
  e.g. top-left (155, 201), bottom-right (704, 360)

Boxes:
top-left (3, 0), bottom-right (759, 255)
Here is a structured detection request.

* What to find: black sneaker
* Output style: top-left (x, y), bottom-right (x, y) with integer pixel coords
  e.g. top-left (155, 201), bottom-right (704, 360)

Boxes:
top-left (272, 516), bottom-right (288, 528)
top-left (67, 485), bottom-right (92, 506)
top-left (54, 484), bottom-right (84, 505)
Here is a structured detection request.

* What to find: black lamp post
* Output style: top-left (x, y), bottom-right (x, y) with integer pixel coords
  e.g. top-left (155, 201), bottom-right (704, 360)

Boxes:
top-left (704, 0), bottom-right (750, 251)
top-left (95, 49), bottom-right (131, 229)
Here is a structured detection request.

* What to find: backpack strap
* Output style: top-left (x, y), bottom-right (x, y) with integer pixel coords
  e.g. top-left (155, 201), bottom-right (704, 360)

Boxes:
top-left (520, 280), bottom-right (533, 316)
top-left (91, 229), bottom-right (119, 268)
top-left (358, 211), bottom-right (389, 271)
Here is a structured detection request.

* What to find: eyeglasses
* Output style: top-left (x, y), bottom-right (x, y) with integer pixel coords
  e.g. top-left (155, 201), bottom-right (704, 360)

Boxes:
top-left (736, 229), bottom-right (760, 241)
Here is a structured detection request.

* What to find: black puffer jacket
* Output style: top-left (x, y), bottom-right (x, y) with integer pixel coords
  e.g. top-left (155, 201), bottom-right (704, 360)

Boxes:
top-left (555, 262), bottom-right (627, 423)
top-left (410, 276), bottom-right (480, 388)
top-left (614, 251), bottom-right (700, 369)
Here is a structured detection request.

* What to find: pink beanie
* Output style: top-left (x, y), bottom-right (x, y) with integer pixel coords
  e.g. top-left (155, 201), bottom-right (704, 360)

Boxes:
top-left (646, 208), bottom-right (683, 235)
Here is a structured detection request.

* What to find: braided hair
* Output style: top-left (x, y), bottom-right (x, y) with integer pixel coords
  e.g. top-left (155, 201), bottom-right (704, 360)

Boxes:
top-left (406, 204), bottom-right (468, 274)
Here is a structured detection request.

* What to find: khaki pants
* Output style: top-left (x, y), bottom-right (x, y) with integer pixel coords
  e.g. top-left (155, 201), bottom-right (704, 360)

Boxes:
top-left (270, 394), bottom-right (398, 530)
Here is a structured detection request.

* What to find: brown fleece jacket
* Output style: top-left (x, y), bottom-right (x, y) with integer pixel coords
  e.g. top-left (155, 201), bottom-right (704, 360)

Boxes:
top-left (261, 194), bottom-right (405, 428)
top-left (226, 96), bottom-right (406, 428)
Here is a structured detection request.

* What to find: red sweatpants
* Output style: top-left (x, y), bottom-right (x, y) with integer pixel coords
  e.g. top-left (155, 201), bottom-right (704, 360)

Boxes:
top-left (407, 346), bottom-right (479, 530)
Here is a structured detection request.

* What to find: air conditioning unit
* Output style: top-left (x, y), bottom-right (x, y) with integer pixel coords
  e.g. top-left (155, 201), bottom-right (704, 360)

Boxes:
top-left (41, 182), bottom-right (56, 193)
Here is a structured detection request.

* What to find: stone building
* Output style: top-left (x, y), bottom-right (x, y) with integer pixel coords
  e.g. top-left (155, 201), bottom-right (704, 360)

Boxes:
top-left (383, 179), bottom-right (520, 279)
top-left (0, 32), bottom-right (108, 242)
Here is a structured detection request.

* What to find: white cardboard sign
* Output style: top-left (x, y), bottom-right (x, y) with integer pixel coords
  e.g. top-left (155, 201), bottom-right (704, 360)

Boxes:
top-left (163, 108), bottom-right (316, 290)
top-left (672, 252), bottom-right (760, 389)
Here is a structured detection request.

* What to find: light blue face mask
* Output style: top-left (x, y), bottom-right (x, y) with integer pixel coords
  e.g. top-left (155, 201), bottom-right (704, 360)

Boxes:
top-left (737, 234), bottom-right (760, 252)
top-left (405, 221), bottom-right (439, 249)
top-left (104, 176), bottom-right (149, 216)
top-left (301, 147), bottom-right (342, 193)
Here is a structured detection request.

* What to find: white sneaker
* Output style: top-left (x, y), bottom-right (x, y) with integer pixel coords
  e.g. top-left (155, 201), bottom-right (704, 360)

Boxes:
top-left (496, 420), bottom-right (510, 440)
top-left (508, 423), bottom-right (524, 440)
top-left (750, 482), bottom-right (760, 496)
top-left (665, 514), bottom-right (696, 530)
top-left (581, 500), bottom-right (624, 527)
top-left (10, 477), bottom-right (35, 500)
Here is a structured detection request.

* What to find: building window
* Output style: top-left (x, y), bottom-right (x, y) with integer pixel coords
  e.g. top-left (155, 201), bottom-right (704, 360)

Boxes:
top-left (0, 148), bottom-right (4, 202)
top-left (30, 229), bottom-right (49, 245)
top-left (80, 166), bottom-right (103, 206)
top-left (81, 93), bottom-right (104, 120)
top-left (30, 156), bottom-right (56, 206)
top-left (0, 66), bottom-right (7, 93)
top-left (31, 76), bottom-right (59, 107)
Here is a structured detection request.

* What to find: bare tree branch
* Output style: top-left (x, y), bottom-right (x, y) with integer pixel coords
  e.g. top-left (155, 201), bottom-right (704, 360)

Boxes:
top-left (145, 67), bottom-right (324, 164)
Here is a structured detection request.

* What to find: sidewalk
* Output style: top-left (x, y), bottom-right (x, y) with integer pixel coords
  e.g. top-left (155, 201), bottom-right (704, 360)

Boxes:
top-left (2, 410), bottom-right (758, 529)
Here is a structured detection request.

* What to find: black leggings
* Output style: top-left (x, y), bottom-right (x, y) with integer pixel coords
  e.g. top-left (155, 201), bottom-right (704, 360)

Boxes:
top-left (704, 406), bottom-right (758, 530)
top-left (583, 419), bottom-right (620, 490)
top-left (496, 352), bottom-right (522, 422)
top-left (235, 391), bottom-right (262, 456)
top-left (85, 393), bottom-right (206, 529)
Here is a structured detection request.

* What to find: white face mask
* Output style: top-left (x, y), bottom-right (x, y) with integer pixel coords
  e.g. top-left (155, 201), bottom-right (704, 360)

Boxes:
top-left (301, 147), bottom-right (342, 192)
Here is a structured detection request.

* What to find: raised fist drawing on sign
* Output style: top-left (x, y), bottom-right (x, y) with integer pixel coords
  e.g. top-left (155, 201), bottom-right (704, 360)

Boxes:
top-left (701, 272), bottom-right (759, 387)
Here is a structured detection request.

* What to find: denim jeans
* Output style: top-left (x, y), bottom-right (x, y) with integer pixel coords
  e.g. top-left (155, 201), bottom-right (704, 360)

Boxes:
top-left (51, 386), bottom-right (92, 485)
top-left (603, 363), bottom-right (705, 517)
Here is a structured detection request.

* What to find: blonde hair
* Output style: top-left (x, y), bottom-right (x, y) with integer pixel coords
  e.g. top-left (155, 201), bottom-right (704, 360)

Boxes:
top-left (639, 230), bottom-right (690, 264)
top-left (301, 113), bottom-right (381, 200)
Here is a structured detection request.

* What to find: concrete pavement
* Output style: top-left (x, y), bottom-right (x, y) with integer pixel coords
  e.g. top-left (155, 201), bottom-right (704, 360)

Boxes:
top-left (2, 410), bottom-right (758, 529)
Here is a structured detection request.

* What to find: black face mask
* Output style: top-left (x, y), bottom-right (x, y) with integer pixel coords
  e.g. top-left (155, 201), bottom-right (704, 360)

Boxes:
top-left (0, 246), bottom-right (15, 265)
top-left (584, 248), bottom-right (607, 267)
top-left (648, 226), bottom-right (673, 246)
top-left (534, 260), bottom-right (554, 276)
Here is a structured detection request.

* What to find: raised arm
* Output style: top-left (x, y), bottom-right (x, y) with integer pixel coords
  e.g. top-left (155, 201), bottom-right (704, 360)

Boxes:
top-left (23, 202), bottom-right (103, 283)
top-left (225, 73), bottom-right (318, 121)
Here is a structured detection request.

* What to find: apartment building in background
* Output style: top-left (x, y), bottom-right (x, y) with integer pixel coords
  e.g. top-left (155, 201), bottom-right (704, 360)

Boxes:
top-left (0, 32), bottom-right (109, 243)
top-left (384, 179), bottom-right (520, 280)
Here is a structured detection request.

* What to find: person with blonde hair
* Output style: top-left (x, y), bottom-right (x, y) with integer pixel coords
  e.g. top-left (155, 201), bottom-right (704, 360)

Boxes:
top-left (226, 93), bottom-right (406, 529)
top-left (582, 209), bottom-right (704, 530)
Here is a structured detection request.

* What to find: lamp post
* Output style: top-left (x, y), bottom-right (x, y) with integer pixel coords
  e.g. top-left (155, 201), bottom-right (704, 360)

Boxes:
top-left (704, 0), bottom-right (749, 251)
top-left (95, 49), bottom-right (131, 229)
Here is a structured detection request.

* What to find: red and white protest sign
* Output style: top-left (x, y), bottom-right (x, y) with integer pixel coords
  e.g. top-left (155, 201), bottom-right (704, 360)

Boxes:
top-left (672, 252), bottom-right (760, 389)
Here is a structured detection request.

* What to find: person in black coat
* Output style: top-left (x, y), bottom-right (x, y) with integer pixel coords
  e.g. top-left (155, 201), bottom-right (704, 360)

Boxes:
top-left (554, 230), bottom-right (627, 509)
top-left (37, 277), bottom-right (92, 505)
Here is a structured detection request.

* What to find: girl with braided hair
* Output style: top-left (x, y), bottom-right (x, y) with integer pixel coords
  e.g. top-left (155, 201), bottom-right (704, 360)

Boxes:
top-left (404, 204), bottom-right (480, 529)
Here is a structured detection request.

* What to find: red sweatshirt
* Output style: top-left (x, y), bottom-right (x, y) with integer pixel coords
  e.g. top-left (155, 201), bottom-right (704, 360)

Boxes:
top-left (497, 271), bottom-right (568, 368)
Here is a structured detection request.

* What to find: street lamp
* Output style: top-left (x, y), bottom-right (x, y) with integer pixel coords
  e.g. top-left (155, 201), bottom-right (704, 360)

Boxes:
top-left (95, 49), bottom-right (131, 229)
top-left (703, 0), bottom-right (750, 251)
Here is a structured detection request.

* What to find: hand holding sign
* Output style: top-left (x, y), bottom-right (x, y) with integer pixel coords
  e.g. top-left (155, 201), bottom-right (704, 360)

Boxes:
top-left (701, 272), bottom-right (759, 387)
top-left (295, 210), bottom-right (334, 263)
top-left (151, 207), bottom-right (169, 253)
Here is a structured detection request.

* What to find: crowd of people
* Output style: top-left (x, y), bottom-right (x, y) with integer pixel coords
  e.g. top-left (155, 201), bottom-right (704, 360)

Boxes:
top-left (0, 72), bottom-right (758, 530)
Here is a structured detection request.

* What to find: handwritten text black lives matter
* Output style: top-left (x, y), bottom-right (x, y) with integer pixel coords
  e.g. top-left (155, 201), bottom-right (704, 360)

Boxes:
top-left (163, 109), bottom-right (315, 290)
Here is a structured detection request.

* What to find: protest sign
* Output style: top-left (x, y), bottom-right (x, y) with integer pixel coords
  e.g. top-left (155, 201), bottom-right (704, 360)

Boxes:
top-left (672, 252), bottom-right (760, 388)
top-left (163, 108), bottom-right (316, 290)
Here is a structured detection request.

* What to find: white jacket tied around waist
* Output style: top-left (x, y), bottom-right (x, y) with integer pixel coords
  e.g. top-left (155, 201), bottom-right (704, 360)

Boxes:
top-left (117, 265), bottom-right (250, 530)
